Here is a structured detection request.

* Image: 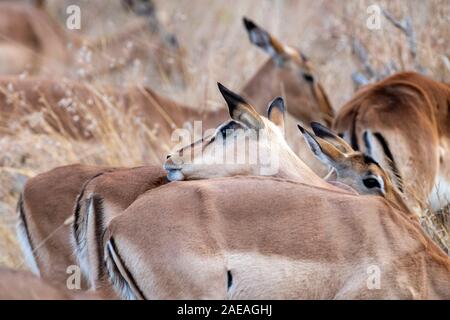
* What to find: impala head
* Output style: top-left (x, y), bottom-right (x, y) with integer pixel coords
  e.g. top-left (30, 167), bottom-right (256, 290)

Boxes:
top-left (242, 17), bottom-right (333, 126)
top-left (299, 122), bottom-right (409, 211)
top-left (164, 84), bottom-right (289, 181)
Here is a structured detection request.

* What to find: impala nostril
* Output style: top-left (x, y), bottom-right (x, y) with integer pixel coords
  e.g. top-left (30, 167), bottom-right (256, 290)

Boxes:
top-left (166, 155), bottom-right (171, 160)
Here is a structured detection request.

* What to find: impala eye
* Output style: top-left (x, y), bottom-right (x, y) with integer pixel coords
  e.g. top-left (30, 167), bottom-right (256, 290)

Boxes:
top-left (220, 125), bottom-right (232, 139)
top-left (362, 177), bottom-right (381, 189)
top-left (218, 121), bottom-right (241, 139)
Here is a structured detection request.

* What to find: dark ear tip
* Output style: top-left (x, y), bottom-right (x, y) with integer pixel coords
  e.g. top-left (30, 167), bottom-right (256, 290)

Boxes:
top-left (310, 121), bottom-right (324, 130)
top-left (311, 121), bottom-right (330, 136)
top-left (243, 17), bottom-right (257, 31)
top-left (217, 82), bottom-right (246, 107)
top-left (217, 82), bottom-right (232, 97)
top-left (297, 124), bottom-right (305, 134)
top-left (273, 97), bottom-right (285, 110)
top-left (268, 96), bottom-right (285, 113)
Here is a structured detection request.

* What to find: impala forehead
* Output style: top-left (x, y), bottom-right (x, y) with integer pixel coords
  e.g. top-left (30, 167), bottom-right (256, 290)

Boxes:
top-left (350, 153), bottom-right (381, 170)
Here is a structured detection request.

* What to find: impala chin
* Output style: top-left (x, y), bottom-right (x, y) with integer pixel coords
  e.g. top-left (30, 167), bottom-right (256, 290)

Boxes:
top-left (165, 168), bottom-right (185, 181)
top-left (164, 158), bottom-right (185, 181)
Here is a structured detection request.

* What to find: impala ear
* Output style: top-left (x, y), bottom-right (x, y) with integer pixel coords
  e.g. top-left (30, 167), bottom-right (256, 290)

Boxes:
top-left (298, 124), bottom-right (346, 167)
top-left (217, 82), bottom-right (264, 129)
top-left (243, 17), bottom-right (286, 62)
top-left (267, 97), bottom-right (285, 134)
top-left (310, 122), bottom-right (354, 154)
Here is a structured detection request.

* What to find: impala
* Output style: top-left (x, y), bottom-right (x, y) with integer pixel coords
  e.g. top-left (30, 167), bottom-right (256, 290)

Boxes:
top-left (103, 176), bottom-right (450, 299)
top-left (298, 122), bottom-right (410, 214)
top-left (333, 72), bottom-right (450, 213)
top-left (72, 84), bottom-right (342, 292)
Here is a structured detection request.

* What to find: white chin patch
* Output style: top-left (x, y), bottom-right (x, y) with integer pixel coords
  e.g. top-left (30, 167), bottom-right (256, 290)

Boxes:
top-left (167, 170), bottom-right (185, 182)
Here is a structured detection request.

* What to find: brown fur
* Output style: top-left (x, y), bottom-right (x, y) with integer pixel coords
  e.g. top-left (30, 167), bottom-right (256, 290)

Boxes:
top-left (72, 166), bottom-right (168, 292)
top-left (334, 72), bottom-right (450, 211)
top-left (241, 18), bottom-right (334, 127)
top-left (242, 59), bottom-right (334, 127)
top-left (104, 176), bottom-right (450, 299)
top-left (18, 164), bottom-right (115, 288)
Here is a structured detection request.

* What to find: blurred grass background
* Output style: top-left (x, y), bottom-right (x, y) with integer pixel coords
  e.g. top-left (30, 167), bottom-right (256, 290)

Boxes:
top-left (0, 0), bottom-right (448, 269)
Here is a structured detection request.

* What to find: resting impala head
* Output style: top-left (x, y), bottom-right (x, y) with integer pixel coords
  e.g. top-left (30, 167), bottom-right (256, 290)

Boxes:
top-left (299, 122), bottom-right (410, 212)
top-left (242, 17), bottom-right (334, 126)
top-left (164, 83), bottom-right (307, 182)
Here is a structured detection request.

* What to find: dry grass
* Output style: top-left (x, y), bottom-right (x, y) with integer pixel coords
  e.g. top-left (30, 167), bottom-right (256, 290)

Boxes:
top-left (0, 0), bottom-right (449, 268)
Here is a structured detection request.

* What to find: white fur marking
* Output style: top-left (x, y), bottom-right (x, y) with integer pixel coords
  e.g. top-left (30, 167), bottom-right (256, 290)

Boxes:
top-left (15, 219), bottom-right (40, 275)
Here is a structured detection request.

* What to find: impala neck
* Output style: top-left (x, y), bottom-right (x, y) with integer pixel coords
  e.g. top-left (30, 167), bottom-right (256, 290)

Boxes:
top-left (277, 146), bottom-right (328, 188)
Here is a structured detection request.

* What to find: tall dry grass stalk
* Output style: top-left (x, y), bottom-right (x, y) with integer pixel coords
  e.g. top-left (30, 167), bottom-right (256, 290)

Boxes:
top-left (0, 0), bottom-right (448, 268)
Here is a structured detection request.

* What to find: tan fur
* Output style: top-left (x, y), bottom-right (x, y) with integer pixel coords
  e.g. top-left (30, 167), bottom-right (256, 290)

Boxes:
top-left (72, 166), bottom-right (167, 293)
top-left (103, 176), bottom-right (450, 299)
top-left (241, 39), bottom-right (334, 127)
top-left (334, 72), bottom-right (450, 212)
top-left (18, 164), bottom-right (114, 288)
top-left (0, 267), bottom-right (98, 300)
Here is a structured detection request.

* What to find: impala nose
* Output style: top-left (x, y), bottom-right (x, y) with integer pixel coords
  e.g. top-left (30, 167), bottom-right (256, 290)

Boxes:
top-left (166, 154), bottom-right (171, 160)
top-left (164, 157), bottom-right (183, 170)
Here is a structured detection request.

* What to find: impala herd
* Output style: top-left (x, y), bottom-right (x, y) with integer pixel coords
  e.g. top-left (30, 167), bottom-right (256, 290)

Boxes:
top-left (1, 1), bottom-right (450, 300)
